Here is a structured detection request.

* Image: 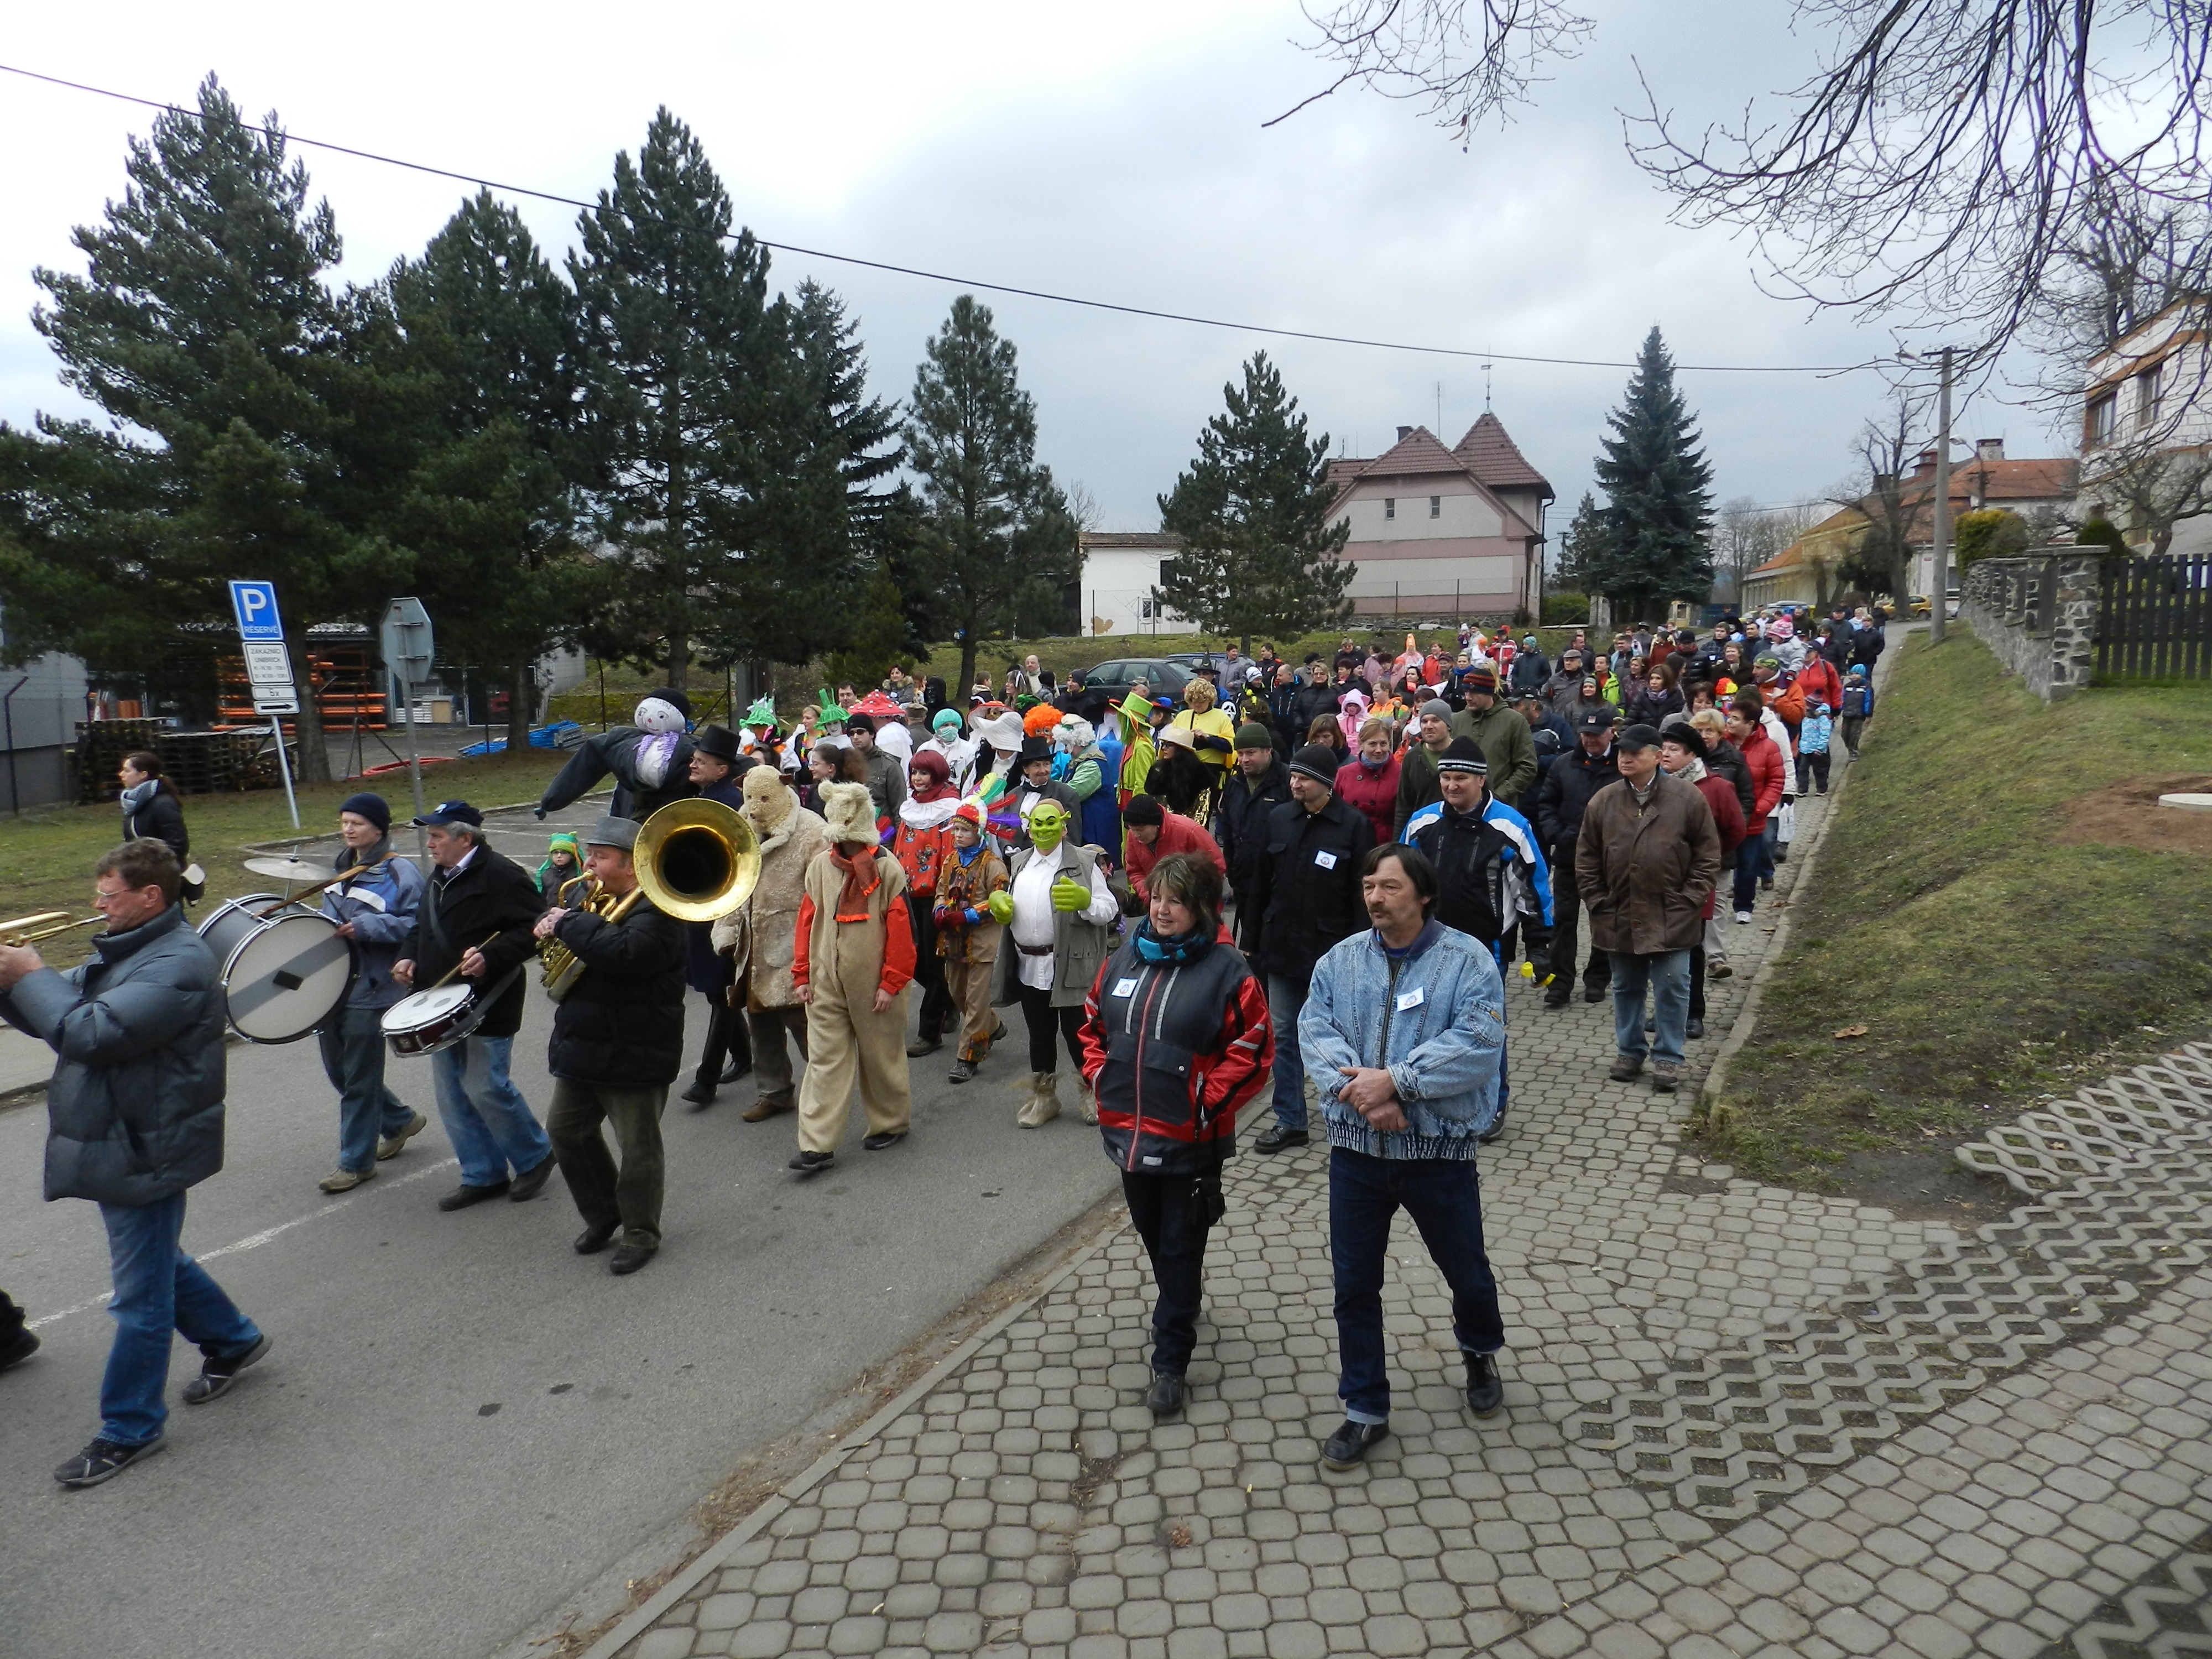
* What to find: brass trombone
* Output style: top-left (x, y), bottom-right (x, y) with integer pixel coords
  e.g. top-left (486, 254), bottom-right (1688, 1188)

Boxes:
top-left (538, 798), bottom-right (761, 1000)
top-left (0, 911), bottom-right (106, 947)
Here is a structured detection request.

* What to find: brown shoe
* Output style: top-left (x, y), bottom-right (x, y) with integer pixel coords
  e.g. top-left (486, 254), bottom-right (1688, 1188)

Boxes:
top-left (1607, 1054), bottom-right (1643, 1082)
top-left (742, 1097), bottom-right (791, 1123)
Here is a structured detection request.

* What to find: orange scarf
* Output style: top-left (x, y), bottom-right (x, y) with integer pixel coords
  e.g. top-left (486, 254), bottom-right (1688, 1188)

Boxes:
top-left (830, 846), bottom-right (882, 922)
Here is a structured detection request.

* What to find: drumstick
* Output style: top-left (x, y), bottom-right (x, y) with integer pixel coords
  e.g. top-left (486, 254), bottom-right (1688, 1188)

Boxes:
top-left (253, 852), bottom-right (397, 917)
top-left (425, 932), bottom-right (503, 993)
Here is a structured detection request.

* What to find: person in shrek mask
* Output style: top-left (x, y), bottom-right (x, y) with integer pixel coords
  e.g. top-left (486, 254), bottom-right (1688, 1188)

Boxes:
top-left (989, 797), bottom-right (1119, 1129)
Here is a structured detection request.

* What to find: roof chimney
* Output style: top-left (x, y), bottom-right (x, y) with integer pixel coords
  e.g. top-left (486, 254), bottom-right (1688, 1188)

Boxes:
top-left (1975, 437), bottom-right (2005, 462)
top-left (1911, 447), bottom-right (1939, 477)
top-left (1396, 425), bottom-right (1413, 442)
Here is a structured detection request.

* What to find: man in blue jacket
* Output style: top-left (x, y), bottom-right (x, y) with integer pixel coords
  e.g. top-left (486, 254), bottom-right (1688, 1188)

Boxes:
top-left (1299, 843), bottom-right (1510, 1469)
top-left (315, 792), bottom-right (428, 1192)
top-left (0, 838), bottom-right (270, 1488)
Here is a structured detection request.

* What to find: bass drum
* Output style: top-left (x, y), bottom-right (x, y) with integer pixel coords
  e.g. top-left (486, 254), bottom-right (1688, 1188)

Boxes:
top-left (197, 894), bottom-right (355, 1044)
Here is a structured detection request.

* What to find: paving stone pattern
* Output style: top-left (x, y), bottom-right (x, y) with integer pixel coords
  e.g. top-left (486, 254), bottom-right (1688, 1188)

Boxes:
top-left (607, 782), bottom-right (2212, 1658)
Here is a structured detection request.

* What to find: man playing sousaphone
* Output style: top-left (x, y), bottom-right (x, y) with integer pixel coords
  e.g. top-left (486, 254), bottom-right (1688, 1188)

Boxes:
top-left (533, 816), bottom-right (688, 1275)
top-left (392, 801), bottom-right (556, 1213)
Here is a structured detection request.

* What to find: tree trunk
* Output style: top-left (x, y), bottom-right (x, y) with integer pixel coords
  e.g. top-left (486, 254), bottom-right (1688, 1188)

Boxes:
top-left (507, 660), bottom-right (534, 756)
top-left (665, 629), bottom-right (688, 691)
top-left (286, 637), bottom-right (332, 785)
top-left (957, 637), bottom-right (978, 706)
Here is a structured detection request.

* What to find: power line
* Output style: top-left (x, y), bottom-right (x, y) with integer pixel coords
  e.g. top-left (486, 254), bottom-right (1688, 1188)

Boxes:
top-left (0, 61), bottom-right (1887, 379)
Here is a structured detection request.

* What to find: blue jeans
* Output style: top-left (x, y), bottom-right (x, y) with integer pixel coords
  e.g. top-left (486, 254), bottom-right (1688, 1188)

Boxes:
top-left (1610, 949), bottom-right (1691, 1065)
top-left (319, 1005), bottom-right (418, 1173)
top-left (1265, 975), bottom-right (1307, 1130)
top-left (1330, 1148), bottom-right (1504, 1423)
top-left (98, 1192), bottom-right (260, 1446)
top-left (430, 1034), bottom-right (550, 1188)
top-left (1732, 830), bottom-right (1775, 914)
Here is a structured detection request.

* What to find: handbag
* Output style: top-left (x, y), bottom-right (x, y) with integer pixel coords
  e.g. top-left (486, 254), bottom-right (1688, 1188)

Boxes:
top-left (1776, 800), bottom-right (1796, 845)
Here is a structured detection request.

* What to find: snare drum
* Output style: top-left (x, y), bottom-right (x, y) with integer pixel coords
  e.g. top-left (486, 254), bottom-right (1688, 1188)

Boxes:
top-left (196, 895), bottom-right (355, 1044)
top-left (380, 984), bottom-right (483, 1057)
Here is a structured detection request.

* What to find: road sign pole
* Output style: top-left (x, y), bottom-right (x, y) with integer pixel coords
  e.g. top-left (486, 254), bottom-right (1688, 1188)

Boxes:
top-left (397, 672), bottom-right (427, 862)
top-left (270, 714), bottom-right (300, 829)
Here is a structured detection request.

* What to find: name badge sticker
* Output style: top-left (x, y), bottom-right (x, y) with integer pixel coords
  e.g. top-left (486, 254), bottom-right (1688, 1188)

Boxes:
top-left (1313, 849), bottom-right (1338, 869)
top-left (1113, 977), bottom-right (1140, 997)
top-left (1396, 986), bottom-right (1426, 1012)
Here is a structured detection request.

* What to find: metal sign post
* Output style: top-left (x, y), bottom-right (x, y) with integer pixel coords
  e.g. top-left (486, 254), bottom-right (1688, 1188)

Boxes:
top-left (380, 598), bottom-right (436, 859)
top-left (229, 580), bottom-right (300, 829)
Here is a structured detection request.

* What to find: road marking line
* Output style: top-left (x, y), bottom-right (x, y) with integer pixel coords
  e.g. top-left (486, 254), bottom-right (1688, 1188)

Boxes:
top-left (25, 1156), bottom-right (460, 1331)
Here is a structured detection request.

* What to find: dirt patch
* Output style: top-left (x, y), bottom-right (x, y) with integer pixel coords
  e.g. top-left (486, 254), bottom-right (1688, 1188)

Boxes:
top-left (2057, 773), bottom-right (2212, 856)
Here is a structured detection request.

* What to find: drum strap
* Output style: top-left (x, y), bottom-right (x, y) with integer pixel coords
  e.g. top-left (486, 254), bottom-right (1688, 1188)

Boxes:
top-left (423, 874), bottom-right (456, 957)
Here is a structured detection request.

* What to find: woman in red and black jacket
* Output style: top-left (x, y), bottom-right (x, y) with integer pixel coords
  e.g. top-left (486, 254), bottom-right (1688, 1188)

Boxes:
top-left (1077, 853), bottom-right (1272, 1421)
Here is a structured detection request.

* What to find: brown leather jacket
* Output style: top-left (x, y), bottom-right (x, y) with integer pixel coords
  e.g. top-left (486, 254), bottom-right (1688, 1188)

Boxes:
top-left (1574, 773), bottom-right (1721, 954)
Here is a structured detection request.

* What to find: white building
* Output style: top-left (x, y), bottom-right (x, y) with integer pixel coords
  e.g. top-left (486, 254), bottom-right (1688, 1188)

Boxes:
top-left (2080, 298), bottom-right (2212, 559)
top-left (1076, 531), bottom-right (1187, 638)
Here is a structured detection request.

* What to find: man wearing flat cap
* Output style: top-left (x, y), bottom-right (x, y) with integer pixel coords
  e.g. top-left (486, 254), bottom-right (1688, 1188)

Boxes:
top-left (533, 816), bottom-right (688, 1274)
top-left (394, 801), bottom-right (556, 1213)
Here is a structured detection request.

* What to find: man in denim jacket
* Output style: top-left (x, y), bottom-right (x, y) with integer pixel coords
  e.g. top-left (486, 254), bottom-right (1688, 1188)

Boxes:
top-left (1299, 842), bottom-right (1510, 1469)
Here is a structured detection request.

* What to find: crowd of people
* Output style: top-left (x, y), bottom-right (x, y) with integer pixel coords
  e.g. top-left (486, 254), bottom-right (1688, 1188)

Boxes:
top-left (0, 600), bottom-right (1881, 1488)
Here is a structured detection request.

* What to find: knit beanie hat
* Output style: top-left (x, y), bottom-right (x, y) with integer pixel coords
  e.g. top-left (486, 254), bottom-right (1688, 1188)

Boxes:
top-left (1234, 721), bottom-right (1274, 750)
top-left (339, 792), bottom-right (392, 833)
top-left (1419, 698), bottom-right (1453, 722)
top-left (1288, 744), bottom-right (1341, 785)
top-left (1437, 737), bottom-right (1488, 775)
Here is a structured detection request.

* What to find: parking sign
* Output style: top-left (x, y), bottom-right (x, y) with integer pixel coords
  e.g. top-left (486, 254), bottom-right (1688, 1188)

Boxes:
top-left (228, 580), bottom-right (285, 641)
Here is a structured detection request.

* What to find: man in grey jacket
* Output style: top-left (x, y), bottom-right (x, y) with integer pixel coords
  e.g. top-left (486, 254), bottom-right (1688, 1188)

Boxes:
top-left (0, 838), bottom-right (270, 1489)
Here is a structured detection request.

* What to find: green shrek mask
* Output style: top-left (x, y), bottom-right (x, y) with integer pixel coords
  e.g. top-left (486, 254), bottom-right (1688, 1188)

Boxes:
top-left (1027, 800), bottom-right (1068, 853)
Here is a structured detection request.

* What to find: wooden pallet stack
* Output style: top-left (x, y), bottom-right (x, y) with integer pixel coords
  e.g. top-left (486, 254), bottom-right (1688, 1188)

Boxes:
top-left (74, 721), bottom-right (295, 802)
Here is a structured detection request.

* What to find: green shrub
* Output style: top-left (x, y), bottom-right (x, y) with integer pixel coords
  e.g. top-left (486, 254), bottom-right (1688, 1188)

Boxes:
top-left (1541, 589), bottom-right (1589, 625)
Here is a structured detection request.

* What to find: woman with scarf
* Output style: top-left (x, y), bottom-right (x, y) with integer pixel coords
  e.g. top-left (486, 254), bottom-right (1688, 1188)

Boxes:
top-left (1076, 852), bottom-right (1272, 1418)
top-left (893, 752), bottom-right (962, 1057)
top-left (988, 797), bottom-right (1118, 1130)
top-left (1333, 718), bottom-right (1402, 846)
top-left (1624, 660), bottom-right (1686, 728)
top-left (934, 800), bottom-right (1010, 1083)
top-left (118, 752), bottom-right (188, 862)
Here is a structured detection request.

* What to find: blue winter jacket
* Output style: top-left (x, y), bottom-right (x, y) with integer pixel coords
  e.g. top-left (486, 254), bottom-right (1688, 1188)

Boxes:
top-left (320, 839), bottom-right (426, 1011)
top-left (1299, 919), bottom-right (1505, 1158)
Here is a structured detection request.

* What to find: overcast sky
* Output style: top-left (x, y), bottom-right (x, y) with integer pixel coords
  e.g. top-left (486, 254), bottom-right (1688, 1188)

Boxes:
top-left (0, 1), bottom-right (2072, 545)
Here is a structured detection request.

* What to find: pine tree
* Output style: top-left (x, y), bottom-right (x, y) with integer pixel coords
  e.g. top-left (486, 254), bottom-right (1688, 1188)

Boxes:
top-left (1588, 327), bottom-right (1714, 623)
top-left (570, 110), bottom-right (774, 689)
top-left (4, 76), bottom-right (397, 781)
top-left (1155, 352), bottom-right (1353, 651)
top-left (905, 296), bottom-right (1077, 696)
top-left (1554, 490), bottom-right (1608, 589)
top-left (385, 191), bottom-right (601, 753)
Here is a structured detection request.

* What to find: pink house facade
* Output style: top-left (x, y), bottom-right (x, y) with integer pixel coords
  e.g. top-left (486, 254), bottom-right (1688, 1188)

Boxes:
top-left (1324, 415), bottom-right (1553, 620)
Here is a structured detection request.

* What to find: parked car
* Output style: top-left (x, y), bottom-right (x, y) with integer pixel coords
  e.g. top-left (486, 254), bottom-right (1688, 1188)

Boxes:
top-left (1068, 657), bottom-right (1195, 707)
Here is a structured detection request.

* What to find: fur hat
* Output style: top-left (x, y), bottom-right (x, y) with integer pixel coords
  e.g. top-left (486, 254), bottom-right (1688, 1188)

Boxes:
top-left (1053, 715), bottom-right (1095, 750)
top-left (819, 781), bottom-right (877, 846)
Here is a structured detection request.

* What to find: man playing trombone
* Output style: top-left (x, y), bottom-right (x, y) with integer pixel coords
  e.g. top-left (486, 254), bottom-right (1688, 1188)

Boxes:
top-left (533, 816), bottom-right (688, 1275)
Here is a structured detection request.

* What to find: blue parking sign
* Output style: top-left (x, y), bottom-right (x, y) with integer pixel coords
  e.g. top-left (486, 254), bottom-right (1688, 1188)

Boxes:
top-left (228, 580), bottom-right (285, 641)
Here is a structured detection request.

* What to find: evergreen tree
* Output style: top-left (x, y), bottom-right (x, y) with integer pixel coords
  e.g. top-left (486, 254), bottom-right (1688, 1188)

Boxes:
top-left (1554, 490), bottom-right (1608, 589)
top-left (1588, 327), bottom-right (1714, 623)
top-left (385, 191), bottom-right (601, 753)
top-left (570, 110), bottom-right (774, 689)
top-left (2, 76), bottom-right (399, 781)
top-left (905, 296), bottom-right (1077, 696)
top-left (1155, 352), bottom-right (1353, 651)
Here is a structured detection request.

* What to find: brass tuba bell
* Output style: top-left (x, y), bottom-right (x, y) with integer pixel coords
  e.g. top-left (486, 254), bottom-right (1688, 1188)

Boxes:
top-left (537, 797), bottom-right (761, 1000)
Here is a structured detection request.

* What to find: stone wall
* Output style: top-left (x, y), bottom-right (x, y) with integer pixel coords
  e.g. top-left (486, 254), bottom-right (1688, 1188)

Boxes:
top-left (1959, 550), bottom-right (2101, 701)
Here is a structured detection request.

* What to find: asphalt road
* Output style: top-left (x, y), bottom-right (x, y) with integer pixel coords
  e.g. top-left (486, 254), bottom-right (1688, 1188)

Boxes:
top-left (0, 979), bottom-right (1118, 1659)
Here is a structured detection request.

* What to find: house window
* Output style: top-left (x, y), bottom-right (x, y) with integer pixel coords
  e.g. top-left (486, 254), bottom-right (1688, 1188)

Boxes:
top-left (1429, 496), bottom-right (1441, 518)
top-left (1384, 498), bottom-right (1395, 519)
top-left (2138, 362), bottom-right (2166, 427)
top-left (2086, 392), bottom-right (2117, 447)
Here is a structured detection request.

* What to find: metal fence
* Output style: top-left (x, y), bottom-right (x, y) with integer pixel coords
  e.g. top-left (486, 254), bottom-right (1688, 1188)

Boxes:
top-left (2095, 553), bottom-right (2212, 681)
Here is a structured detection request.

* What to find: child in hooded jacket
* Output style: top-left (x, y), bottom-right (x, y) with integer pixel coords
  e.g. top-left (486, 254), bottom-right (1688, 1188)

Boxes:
top-left (1798, 700), bottom-right (1834, 796)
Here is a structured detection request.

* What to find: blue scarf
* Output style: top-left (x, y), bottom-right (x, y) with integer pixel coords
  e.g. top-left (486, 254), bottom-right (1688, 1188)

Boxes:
top-left (1133, 919), bottom-right (1211, 965)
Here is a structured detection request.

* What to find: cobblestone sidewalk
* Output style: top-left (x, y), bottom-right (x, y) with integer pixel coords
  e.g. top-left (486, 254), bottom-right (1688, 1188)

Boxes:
top-left (587, 778), bottom-right (2212, 1659)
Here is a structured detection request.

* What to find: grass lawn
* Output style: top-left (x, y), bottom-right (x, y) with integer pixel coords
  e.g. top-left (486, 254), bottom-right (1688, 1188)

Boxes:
top-left (1697, 626), bottom-right (2212, 1201)
top-left (0, 748), bottom-right (571, 972)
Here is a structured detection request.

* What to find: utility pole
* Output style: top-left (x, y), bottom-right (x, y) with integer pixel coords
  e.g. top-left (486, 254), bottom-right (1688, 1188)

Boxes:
top-left (1928, 346), bottom-right (1954, 645)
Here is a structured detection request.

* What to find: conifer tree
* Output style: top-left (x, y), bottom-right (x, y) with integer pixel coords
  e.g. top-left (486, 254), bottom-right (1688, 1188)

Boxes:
top-left (1554, 490), bottom-right (1608, 589)
top-left (1155, 352), bottom-right (1353, 651)
top-left (1588, 327), bottom-right (1715, 623)
top-left (2, 76), bottom-right (397, 780)
top-left (905, 297), bottom-right (1077, 696)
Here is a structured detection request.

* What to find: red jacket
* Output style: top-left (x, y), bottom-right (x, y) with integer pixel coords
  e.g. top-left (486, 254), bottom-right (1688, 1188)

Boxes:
top-left (1333, 752), bottom-right (1402, 847)
top-left (1690, 771), bottom-right (1747, 919)
top-left (1123, 810), bottom-right (1225, 900)
top-left (1738, 729), bottom-right (1786, 832)
top-left (1792, 655), bottom-right (1841, 716)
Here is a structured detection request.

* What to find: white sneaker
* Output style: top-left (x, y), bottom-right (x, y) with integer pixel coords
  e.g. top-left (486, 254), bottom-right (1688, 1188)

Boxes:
top-left (1734, 910), bottom-right (1752, 924)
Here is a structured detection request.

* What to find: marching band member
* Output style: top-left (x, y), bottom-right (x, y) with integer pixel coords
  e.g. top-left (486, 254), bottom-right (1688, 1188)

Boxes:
top-left (392, 802), bottom-right (556, 1213)
top-left (535, 817), bottom-right (688, 1275)
top-left (313, 793), bottom-right (428, 1193)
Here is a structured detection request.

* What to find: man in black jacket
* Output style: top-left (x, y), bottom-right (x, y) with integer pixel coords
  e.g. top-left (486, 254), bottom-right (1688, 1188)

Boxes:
top-left (1242, 745), bottom-right (1375, 1152)
top-left (1289, 665), bottom-right (1342, 748)
top-left (1530, 711), bottom-right (1621, 1009)
top-left (1, 838), bottom-right (271, 1488)
top-left (1218, 721), bottom-right (1292, 950)
top-left (393, 801), bottom-right (557, 1212)
top-left (535, 816), bottom-right (688, 1275)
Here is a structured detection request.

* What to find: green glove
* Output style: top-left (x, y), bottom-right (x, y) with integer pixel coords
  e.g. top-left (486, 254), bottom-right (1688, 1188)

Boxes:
top-left (985, 890), bottom-right (1015, 926)
top-left (1050, 875), bottom-right (1090, 914)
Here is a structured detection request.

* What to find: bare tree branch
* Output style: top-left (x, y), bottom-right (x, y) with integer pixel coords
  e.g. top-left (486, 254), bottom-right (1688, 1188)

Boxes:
top-left (1270, 0), bottom-right (1595, 133)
